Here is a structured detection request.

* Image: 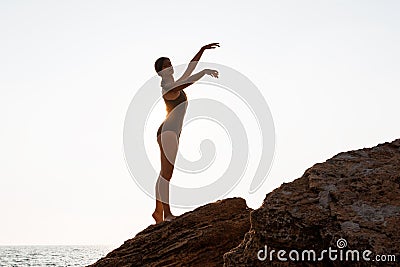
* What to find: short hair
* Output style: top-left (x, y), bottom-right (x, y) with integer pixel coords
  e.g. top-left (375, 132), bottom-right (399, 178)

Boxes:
top-left (154, 57), bottom-right (169, 74)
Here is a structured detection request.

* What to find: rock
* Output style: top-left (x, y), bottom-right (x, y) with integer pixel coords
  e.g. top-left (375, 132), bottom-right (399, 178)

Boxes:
top-left (224, 139), bottom-right (400, 266)
top-left (90, 139), bottom-right (400, 266)
top-left (89, 197), bottom-right (252, 267)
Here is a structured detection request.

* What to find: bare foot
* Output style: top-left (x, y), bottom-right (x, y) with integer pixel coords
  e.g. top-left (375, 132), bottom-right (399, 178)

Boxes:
top-left (152, 211), bottom-right (163, 224)
top-left (164, 214), bottom-right (176, 222)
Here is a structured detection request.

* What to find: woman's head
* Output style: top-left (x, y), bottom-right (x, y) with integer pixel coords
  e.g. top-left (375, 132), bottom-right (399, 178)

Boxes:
top-left (154, 57), bottom-right (173, 76)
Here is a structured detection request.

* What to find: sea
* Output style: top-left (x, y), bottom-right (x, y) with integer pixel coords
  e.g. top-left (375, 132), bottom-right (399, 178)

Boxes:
top-left (0, 245), bottom-right (112, 267)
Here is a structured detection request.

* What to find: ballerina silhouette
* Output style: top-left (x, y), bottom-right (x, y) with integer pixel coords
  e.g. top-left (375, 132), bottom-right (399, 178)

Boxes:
top-left (152, 43), bottom-right (220, 223)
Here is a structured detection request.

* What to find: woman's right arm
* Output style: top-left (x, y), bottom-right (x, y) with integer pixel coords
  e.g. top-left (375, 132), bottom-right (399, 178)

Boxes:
top-left (176, 43), bottom-right (220, 83)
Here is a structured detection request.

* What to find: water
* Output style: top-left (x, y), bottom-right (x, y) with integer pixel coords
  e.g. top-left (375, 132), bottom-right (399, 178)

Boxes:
top-left (0, 245), bottom-right (112, 267)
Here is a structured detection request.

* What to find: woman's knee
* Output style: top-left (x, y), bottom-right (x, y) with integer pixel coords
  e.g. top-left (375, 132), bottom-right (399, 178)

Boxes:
top-left (160, 170), bottom-right (173, 181)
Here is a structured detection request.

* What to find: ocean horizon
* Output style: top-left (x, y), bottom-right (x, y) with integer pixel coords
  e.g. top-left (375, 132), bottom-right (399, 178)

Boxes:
top-left (0, 245), bottom-right (112, 267)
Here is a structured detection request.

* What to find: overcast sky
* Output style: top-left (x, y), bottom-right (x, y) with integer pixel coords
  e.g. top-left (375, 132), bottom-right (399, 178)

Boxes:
top-left (1, 0), bottom-right (399, 246)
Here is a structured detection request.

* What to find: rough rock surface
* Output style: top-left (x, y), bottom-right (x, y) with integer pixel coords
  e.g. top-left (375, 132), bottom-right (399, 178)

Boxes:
top-left (224, 139), bottom-right (400, 266)
top-left (89, 197), bottom-right (251, 267)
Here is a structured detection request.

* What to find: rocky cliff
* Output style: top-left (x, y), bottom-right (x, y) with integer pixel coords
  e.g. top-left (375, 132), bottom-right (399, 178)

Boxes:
top-left (90, 139), bottom-right (400, 266)
top-left (89, 197), bottom-right (251, 267)
top-left (224, 139), bottom-right (400, 266)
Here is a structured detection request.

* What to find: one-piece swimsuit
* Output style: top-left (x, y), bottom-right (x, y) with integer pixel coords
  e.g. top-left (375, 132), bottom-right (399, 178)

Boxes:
top-left (156, 89), bottom-right (188, 138)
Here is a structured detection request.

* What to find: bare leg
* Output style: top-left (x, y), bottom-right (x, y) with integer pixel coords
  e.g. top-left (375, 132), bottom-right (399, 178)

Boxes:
top-left (158, 175), bottom-right (175, 221)
top-left (152, 174), bottom-right (164, 224)
top-left (156, 131), bottom-right (179, 222)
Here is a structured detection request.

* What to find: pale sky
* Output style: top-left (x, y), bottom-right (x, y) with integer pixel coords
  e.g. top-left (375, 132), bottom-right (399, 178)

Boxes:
top-left (1, 1), bottom-right (399, 246)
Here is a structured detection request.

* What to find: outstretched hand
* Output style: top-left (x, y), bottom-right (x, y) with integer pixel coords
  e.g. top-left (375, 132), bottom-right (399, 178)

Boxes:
top-left (202, 43), bottom-right (220, 50)
top-left (204, 69), bottom-right (219, 78)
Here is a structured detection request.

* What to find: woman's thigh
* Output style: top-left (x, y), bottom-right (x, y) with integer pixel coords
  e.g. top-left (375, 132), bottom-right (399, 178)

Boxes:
top-left (157, 130), bottom-right (179, 179)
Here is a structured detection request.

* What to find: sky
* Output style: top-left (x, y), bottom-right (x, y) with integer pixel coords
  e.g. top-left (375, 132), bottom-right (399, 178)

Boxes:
top-left (0, 1), bottom-right (399, 246)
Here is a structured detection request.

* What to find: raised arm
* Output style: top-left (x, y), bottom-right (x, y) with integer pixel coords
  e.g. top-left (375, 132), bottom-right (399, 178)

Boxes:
top-left (176, 43), bottom-right (220, 82)
top-left (163, 69), bottom-right (219, 98)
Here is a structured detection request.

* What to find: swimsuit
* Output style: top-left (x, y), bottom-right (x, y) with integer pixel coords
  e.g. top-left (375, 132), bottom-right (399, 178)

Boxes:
top-left (157, 90), bottom-right (188, 138)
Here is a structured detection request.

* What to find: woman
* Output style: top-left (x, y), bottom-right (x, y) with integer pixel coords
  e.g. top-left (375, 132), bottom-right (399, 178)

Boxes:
top-left (152, 43), bottom-right (220, 223)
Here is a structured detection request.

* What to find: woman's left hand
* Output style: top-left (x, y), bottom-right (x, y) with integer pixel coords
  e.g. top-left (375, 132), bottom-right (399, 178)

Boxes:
top-left (202, 43), bottom-right (220, 50)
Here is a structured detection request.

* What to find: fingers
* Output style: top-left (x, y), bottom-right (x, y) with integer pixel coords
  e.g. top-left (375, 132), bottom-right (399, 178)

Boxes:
top-left (210, 70), bottom-right (219, 78)
top-left (204, 69), bottom-right (219, 78)
top-left (204, 42), bottom-right (220, 49)
top-left (210, 42), bottom-right (220, 48)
